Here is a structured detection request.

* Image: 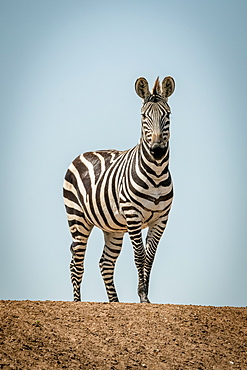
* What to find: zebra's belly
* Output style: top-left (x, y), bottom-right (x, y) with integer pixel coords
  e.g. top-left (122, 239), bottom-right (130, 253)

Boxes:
top-left (82, 195), bottom-right (128, 233)
top-left (82, 196), bottom-right (170, 233)
top-left (89, 205), bottom-right (167, 233)
top-left (75, 178), bottom-right (172, 233)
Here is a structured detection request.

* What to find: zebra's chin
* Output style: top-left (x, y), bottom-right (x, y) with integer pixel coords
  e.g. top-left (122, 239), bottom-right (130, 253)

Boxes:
top-left (150, 146), bottom-right (166, 160)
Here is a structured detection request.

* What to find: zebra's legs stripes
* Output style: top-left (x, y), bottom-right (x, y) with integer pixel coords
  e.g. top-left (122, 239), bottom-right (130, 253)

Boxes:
top-left (144, 222), bottom-right (166, 295)
top-left (127, 224), bottom-right (149, 303)
top-left (69, 218), bottom-right (93, 302)
top-left (99, 231), bottom-right (124, 302)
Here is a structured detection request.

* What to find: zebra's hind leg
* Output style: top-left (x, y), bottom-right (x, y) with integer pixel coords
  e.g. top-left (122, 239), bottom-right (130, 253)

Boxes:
top-left (99, 231), bottom-right (124, 302)
top-left (69, 219), bottom-right (93, 301)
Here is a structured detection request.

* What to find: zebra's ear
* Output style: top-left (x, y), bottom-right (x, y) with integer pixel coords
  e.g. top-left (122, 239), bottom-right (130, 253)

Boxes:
top-left (161, 76), bottom-right (175, 99)
top-left (135, 77), bottom-right (151, 99)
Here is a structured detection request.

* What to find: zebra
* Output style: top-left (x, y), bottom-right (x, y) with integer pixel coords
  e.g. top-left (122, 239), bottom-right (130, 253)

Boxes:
top-left (63, 76), bottom-right (175, 303)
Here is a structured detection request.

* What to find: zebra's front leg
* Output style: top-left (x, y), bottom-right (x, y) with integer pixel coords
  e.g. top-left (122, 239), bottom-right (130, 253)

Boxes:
top-left (127, 222), bottom-right (149, 303)
top-left (144, 221), bottom-right (167, 296)
top-left (99, 231), bottom-right (124, 302)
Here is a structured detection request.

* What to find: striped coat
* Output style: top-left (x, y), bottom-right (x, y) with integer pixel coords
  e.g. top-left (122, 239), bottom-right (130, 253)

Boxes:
top-left (63, 76), bottom-right (175, 302)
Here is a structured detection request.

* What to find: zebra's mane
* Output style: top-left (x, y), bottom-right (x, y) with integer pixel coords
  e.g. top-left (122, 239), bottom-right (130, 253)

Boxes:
top-left (145, 94), bottom-right (163, 103)
top-left (152, 77), bottom-right (160, 95)
top-left (143, 77), bottom-right (164, 103)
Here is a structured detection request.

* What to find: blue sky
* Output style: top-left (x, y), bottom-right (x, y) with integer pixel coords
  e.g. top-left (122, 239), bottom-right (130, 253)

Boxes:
top-left (1, 0), bottom-right (247, 306)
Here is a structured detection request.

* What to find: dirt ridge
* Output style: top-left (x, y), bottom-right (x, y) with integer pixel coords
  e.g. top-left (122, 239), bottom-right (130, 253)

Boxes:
top-left (0, 301), bottom-right (246, 369)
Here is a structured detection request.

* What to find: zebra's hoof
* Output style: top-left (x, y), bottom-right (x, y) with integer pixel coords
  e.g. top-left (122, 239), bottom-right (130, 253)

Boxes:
top-left (140, 296), bottom-right (150, 303)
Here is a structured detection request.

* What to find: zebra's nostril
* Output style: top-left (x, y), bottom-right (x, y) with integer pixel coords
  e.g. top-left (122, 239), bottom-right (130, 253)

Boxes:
top-left (151, 142), bottom-right (164, 150)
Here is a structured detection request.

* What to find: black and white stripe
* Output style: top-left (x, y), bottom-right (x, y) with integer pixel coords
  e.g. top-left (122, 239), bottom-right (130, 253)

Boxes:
top-left (63, 76), bottom-right (175, 303)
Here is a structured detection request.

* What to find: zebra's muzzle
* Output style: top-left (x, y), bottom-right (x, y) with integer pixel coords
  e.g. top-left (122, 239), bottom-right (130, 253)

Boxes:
top-left (150, 142), bottom-right (166, 160)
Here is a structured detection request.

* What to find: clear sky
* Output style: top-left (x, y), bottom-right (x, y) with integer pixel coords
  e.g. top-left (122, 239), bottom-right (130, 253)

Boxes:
top-left (1, 0), bottom-right (247, 306)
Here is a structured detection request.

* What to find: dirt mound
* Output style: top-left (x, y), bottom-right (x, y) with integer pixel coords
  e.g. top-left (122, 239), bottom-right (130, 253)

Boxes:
top-left (0, 301), bottom-right (246, 369)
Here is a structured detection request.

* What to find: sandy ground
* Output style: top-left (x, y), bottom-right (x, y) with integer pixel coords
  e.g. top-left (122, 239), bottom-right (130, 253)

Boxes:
top-left (0, 300), bottom-right (246, 369)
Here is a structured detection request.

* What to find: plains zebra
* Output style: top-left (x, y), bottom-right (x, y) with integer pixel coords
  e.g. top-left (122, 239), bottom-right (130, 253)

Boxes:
top-left (63, 76), bottom-right (175, 303)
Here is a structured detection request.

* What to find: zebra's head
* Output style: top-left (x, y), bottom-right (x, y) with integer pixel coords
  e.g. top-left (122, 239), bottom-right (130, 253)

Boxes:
top-left (135, 76), bottom-right (175, 160)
